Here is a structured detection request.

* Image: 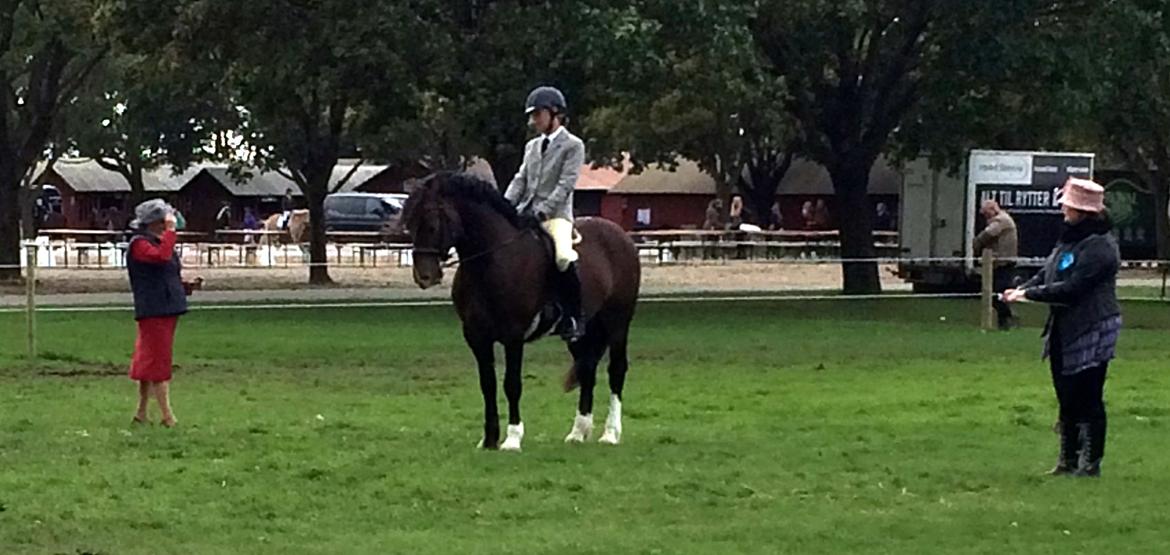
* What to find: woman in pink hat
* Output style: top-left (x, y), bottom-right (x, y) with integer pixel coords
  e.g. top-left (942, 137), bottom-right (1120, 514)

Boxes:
top-left (1003, 177), bottom-right (1120, 477)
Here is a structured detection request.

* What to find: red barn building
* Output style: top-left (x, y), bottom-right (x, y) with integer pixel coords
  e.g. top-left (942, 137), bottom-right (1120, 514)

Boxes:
top-left (35, 159), bottom-right (195, 229)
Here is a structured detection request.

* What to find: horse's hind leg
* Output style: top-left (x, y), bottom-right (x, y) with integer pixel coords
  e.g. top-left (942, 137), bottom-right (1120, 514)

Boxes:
top-left (500, 342), bottom-right (525, 452)
top-left (600, 326), bottom-right (630, 445)
top-left (565, 327), bottom-right (607, 443)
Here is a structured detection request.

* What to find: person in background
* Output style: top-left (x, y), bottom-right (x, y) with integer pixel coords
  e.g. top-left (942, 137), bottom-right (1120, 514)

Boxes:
top-left (769, 201), bottom-right (784, 231)
top-left (242, 206), bottom-right (260, 244)
top-left (812, 199), bottom-right (831, 229)
top-left (280, 189), bottom-right (297, 230)
top-left (728, 195), bottom-right (745, 229)
top-left (126, 199), bottom-right (202, 427)
top-left (215, 201), bottom-right (232, 231)
top-left (105, 206), bottom-right (121, 232)
top-left (243, 207), bottom-right (259, 229)
top-left (1003, 178), bottom-right (1120, 478)
top-left (703, 199), bottom-right (724, 230)
top-left (973, 199), bottom-right (1020, 329)
top-left (801, 200), bottom-right (815, 229)
top-left (874, 202), bottom-right (895, 231)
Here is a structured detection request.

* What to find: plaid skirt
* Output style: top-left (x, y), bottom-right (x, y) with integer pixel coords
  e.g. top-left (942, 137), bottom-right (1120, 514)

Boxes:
top-left (1045, 315), bottom-right (1122, 375)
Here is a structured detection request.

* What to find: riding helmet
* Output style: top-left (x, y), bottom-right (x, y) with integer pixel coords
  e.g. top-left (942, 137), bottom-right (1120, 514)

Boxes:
top-left (525, 86), bottom-right (567, 115)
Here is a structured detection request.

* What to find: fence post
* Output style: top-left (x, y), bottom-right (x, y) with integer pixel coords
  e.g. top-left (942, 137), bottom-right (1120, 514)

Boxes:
top-left (980, 248), bottom-right (995, 332)
top-left (25, 242), bottom-right (37, 359)
top-left (1161, 262), bottom-right (1167, 300)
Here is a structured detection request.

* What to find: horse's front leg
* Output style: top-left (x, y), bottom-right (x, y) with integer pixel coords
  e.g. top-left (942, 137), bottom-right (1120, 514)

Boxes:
top-left (500, 342), bottom-right (525, 451)
top-left (467, 334), bottom-right (499, 449)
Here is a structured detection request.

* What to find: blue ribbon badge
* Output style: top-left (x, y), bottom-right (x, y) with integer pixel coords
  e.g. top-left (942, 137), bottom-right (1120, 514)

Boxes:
top-left (1058, 252), bottom-right (1076, 271)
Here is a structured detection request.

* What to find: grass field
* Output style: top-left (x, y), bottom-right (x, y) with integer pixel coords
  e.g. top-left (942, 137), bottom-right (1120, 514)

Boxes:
top-left (1, 298), bottom-right (1169, 554)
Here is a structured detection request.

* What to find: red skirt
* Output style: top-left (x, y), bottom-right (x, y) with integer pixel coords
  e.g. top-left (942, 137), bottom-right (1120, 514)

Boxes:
top-left (129, 316), bottom-right (179, 382)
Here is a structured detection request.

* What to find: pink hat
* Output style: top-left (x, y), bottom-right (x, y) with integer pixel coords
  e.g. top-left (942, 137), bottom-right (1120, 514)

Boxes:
top-left (1060, 177), bottom-right (1106, 213)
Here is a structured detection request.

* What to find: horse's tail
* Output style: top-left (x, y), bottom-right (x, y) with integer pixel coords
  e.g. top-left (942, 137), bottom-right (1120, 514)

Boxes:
top-left (563, 362), bottom-right (580, 393)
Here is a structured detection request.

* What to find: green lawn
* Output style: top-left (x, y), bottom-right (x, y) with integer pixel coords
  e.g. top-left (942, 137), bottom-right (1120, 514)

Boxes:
top-left (1, 299), bottom-right (1168, 554)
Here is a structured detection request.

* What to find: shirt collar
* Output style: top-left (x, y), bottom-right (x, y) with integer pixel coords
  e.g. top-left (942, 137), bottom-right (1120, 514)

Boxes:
top-left (543, 126), bottom-right (566, 142)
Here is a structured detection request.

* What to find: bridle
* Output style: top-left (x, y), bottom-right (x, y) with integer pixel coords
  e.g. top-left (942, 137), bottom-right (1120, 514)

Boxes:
top-left (412, 228), bottom-right (537, 269)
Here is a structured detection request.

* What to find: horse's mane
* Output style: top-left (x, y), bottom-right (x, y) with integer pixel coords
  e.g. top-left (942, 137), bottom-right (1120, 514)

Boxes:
top-left (405, 171), bottom-right (525, 228)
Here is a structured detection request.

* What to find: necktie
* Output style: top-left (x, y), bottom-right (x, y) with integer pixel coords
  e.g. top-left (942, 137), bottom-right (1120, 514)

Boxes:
top-left (541, 137), bottom-right (550, 155)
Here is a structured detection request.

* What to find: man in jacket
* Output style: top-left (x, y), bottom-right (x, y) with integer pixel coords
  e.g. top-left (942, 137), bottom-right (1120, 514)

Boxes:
top-left (504, 86), bottom-right (588, 342)
top-left (973, 199), bottom-right (1019, 329)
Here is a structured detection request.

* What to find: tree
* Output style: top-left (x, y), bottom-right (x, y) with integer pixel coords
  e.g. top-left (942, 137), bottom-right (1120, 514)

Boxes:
top-left (0, 0), bottom-right (106, 281)
top-left (58, 51), bottom-right (233, 206)
top-left (752, 0), bottom-right (1086, 293)
top-left (586, 1), bottom-right (797, 224)
top-left (1080, 0), bottom-right (1170, 259)
top-left (438, 1), bottom-right (653, 188)
top-left (113, 0), bottom-right (448, 284)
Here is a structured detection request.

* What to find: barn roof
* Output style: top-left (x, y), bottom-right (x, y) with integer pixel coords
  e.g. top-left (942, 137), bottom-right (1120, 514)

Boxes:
top-left (577, 161), bottom-right (629, 191)
top-left (609, 159), bottom-right (715, 195)
top-left (38, 159), bottom-right (198, 193)
top-left (605, 157), bottom-right (903, 196)
top-left (195, 162), bottom-right (395, 197)
top-left (775, 158), bottom-right (902, 195)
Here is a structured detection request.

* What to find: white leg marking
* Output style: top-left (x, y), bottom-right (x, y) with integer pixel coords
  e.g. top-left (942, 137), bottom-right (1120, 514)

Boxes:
top-left (564, 412), bottom-right (594, 443)
top-left (500, 422), bottom-right (524, 452)
top-left (599, 395), bottom-right (622, 445)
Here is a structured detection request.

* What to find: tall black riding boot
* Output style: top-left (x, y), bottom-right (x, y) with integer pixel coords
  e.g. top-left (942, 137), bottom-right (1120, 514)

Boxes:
top-left (555, 262), bottom-right (586, 342)
top-left (1074, 420), bottom-right (1106, 477)
top-left (1048, 420), bottom-right (1079, 476)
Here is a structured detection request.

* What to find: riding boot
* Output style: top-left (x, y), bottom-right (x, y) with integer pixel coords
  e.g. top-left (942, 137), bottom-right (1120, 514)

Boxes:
top-left (1073, 420), bottom-right (1106, 477)
top-left (555, 262), bottom-right (586, 342)
top-left (1047, 420), bottom-right (1079, 476)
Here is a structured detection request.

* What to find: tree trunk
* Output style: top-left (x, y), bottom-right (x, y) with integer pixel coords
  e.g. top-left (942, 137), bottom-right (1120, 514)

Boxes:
top-left (745, 166), bottom-right (782, 227)
top-left (829, 162), bottom-right (881, 294)
top-left (128, 163), bottom-right (146, 207)
top-left (0, 157), bottom-right (22, 281)
top-left (19, 186), bottom-right (35, 239)
top-left (487, 145), bottom-right (523, 192)
top-left (304, 170), bottom-right (333, 285)
top-left (1156, 178), bottom-right (1170, 260)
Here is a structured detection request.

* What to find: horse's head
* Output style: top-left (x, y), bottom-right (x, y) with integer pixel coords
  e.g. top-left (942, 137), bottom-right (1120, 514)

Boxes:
top-left (402, 174), bottom-right (463, 289)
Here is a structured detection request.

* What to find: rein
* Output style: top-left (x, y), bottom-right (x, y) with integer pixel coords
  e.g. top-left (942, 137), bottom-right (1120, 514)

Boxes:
top-left (414, 228), bottom-right (537, 269)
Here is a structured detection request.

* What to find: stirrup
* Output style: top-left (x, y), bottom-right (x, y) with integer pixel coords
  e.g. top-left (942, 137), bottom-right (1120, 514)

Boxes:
top-left (559, 316), bottom-right (585, 342)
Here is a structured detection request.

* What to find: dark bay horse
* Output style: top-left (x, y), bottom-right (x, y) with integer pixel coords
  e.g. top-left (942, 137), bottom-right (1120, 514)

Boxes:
top-left (403, 172), bottom-right (641, 451)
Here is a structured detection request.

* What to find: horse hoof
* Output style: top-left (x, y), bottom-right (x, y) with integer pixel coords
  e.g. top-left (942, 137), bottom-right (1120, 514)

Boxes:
top-left (499, 423), bottom-right (524, 452)
top-left (599, 428), bottom-right (621, 445)
top-left (477, 438), bottom-right (499, 450)
top-left (500, 438), bottom-right (522, 452)
top-left (564, 413), bottom-right (593, 443)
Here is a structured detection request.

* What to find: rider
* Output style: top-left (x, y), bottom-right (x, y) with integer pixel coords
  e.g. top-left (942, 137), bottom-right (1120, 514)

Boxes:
top-left (504, 86), bottom-right (587, 342)
top-left (280, 188), bottom-right (295, 230)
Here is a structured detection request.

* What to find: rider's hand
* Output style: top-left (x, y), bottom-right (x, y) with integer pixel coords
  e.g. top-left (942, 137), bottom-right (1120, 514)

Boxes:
top-left (520, 212), bottom-right (541, 229)
top-left (1002, 288), bottom-right (1028, 303)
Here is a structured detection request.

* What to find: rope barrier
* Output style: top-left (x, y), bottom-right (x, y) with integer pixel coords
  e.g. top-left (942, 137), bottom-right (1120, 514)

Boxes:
top-left (3, 256), bottom-right (1170, 270)
top-left (3, 292), bottom-right (1167, 316)
top-left (0, 292), bottom-right (983, 314)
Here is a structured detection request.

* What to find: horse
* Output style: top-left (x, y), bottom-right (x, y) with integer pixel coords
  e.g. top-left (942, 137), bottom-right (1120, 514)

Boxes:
top-left (403, 172), bottom-right (641, 451)
top-left (260, 209), bottom-right (310, 249)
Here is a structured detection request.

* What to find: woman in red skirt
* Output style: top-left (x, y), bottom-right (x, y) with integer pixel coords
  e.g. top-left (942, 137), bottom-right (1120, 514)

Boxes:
top-left (127, 199), bottom-right (202, 427)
